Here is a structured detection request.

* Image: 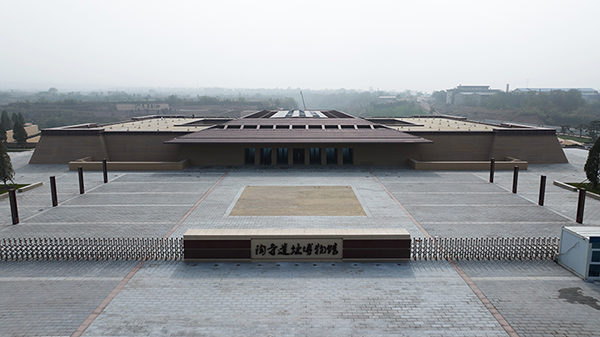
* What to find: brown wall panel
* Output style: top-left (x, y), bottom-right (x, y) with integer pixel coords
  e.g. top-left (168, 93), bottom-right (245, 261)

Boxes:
top-left (103, 132), bottom-right (184, 162)
top-left (184, 240), bottom-right (251, 249)
top-left (30, 134), bottom-right (107, 164)
top-left (490, 134), bottom-right (567, 163)
top-left (184, 249), bottom-right (252, 259)
top-left (343, 249), bottom-right (410, 259)
top-left (412, 133), bottom-right (494, 161)
top-left (344, 239), bottom-right (410, 249)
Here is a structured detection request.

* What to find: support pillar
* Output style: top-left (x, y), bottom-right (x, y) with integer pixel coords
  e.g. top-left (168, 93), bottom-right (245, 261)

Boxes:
top-left (102, 158), bottom-right (108, 183)
top-left (576, 188), bottom-right (586, 224)
top-left (538, 175), bottom-right (546, 206)
top-left (78, 166), bottom-right (85, 194)
top-left (304, 148), bottom-right (310, 165)
top-left (512, 166), bottom-right (518, 194)
top-left (50, 176), bottom-right (58, 207)
top-left (9, 189), bottom-right (18, 225)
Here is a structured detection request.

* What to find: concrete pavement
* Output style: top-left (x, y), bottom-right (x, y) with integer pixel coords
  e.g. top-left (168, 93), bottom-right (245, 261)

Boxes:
top-left (0, 148), bottom-right (599, 336)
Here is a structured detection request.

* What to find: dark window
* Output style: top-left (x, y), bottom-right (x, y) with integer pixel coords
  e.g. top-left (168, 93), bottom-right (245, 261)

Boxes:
top-left (277, 148), bottom-right (288, 165)
top-left (342, 148), bottom-right (353, 165)
top-left (244, 148), bottom-right (255, 165)
top-left (260, 148), bottom-right (272, 165)
top-left (309, 148), bottom-right (321, 164)
top-left (326, 148), bottom-right (337, 165)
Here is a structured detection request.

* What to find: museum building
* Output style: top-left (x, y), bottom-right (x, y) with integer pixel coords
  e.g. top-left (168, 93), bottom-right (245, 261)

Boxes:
top-left (29, 110), bottom-right (568, 169)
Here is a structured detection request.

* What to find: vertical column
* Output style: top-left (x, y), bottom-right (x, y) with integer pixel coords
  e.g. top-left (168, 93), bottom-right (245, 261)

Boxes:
top-left (321, 148), bottom-right (326, 165)
top-left (576, 188), bottom-right (586, 224)
top-left (512, 166), bottom-right (519, 194)
top-left (254, 148), bottom-right (261, 165)
top-left (489, 158), bottom-right (495, 183)
top-left (50, 176), bottom-right (58, 207)
top-left (287, 148), bottom-right (293, 165)
top-left (271, 148), bottom-right (277, 165)
top-left (8, 189), bottom-right (18, 225)
top-left (304, 148), bottom-right (310, 165)
top-left (337, 148), bottom-right (343, 165)
top-left (538, 175), bottom-right (546, 206)
top-left (102, 158), bottom-right (108, 183)
top-left (78, 166), bottom-right (85, 194)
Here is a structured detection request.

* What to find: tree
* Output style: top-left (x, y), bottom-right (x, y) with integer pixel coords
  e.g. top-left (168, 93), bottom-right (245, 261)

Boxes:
top-left (0, 122), bottom-right (6, 144)
top-left (0, 144), bottom-right (15, 188)
top-left (17, 112), bottom-right (25, 125)
top-left (588, 120), bottom-right (600, 142)
top-left (11, 112), bottom-right (18, 125)
top-left (585, 137), bottom-right (600, 190)
top-left (12, 121), bottom-right (27, 148)
top-left (1, 110), bottom-right (12, 130)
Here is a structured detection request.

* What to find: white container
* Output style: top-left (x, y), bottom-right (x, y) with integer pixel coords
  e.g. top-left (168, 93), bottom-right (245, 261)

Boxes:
top-left (558, 226), bottom-right (600, 281)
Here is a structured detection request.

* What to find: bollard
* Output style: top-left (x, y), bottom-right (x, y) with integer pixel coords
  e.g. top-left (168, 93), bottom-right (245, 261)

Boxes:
top-left (512, 166), bottom-right (519, 193)
top-left (50, 176), bottom-right (58, 207)
top-left (78, 166), bottom-right (85, 194)
top-left (9, 188), bottom-right (19, 224)
top-left (102, 158), bottom-right (108, 183)
top-left (576, 188), bottom-right (586, 224)
top-left (538, 175), bottom-right (546, 206)
top-left (489, 158), bottom-right (495, 183)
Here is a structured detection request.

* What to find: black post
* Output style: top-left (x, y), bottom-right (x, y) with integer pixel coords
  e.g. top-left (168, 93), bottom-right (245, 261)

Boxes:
top-left (50, 176), bottom-right (58, 207)
top-left (489, 158), bottom-right (495, 183)
top-left (102, 158), bottom-right (108, 183)
top-left (9, 189), bottom-right (19, 224)
top-left (576, 188), bottom-right (586, 224)
top-left (538, 175), bottom-right (546, 206)
top-left (78, 166), bottom-right (85, 194)
top-left (512, 166), bottom-right (519, 194)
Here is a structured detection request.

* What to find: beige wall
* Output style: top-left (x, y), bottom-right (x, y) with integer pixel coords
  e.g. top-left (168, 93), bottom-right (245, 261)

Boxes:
top-left (103, 132), bottom-right (184, 162)
top-left (489, 134), bottom-right (567, 164)
top-left (29, 129), bottom-right (568, 166)
top-left (178, 144), bottom-right (247, 165)
top-left (29, 133), bottom-right (107, 164)
top-left (413, 133), bottom-right (494, 161)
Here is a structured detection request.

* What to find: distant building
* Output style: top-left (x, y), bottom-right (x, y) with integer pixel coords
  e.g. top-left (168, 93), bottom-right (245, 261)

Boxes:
top-left (116, 103), bottom-right (170, 111)
top-left (445, 85), bottom-right (501, 106)
top-left (513, 88), bottom-right (600, 102)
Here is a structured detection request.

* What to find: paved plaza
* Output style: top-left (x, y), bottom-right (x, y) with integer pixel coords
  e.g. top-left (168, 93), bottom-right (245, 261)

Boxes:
top-left (1, 149), bottom-right (600, 336)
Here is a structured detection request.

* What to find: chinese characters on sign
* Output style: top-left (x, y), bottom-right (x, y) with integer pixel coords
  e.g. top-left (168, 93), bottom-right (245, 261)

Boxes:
top-left (251, 239), bottom-right (342, 259)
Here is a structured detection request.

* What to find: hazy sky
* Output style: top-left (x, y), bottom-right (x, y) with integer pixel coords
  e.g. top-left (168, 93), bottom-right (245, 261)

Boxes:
top-left (2, 0), bottom-right (599, 93)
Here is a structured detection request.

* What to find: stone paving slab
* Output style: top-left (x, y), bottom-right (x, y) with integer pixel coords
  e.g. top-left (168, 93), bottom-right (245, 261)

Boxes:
top-left (0, 260), bottom-right (137, 337)
top-left (82, 260), bottom-right (506, 337)
top-left (458, 260), bottom-right (600, 337)
top-left (1, 149), bottom-right (600, 336)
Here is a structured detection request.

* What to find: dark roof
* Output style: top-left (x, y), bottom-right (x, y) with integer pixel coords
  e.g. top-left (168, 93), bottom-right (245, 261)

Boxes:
top-left (166, 110), bottom-right (431, 144)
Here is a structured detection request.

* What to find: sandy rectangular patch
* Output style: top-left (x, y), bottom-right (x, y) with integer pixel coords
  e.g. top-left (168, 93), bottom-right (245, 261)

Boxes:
top-left (229, 186), bottom-right (366, 216)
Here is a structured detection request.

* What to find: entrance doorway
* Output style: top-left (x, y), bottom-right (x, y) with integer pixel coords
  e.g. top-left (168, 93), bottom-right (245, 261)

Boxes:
top-left (260, 148), bottom-right (272, 165)
top-left (292, 148), bottom-right (305, 165)
top-left (244, 148), bottom-right (255, 165)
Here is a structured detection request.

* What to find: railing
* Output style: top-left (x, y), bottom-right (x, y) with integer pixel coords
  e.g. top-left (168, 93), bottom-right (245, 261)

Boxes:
top-left (0, 237), bottom-right (183, 261)
top-left (411, 237), bottom-right (559, 261)
top-left (1, 236), bottom-right (560, 261)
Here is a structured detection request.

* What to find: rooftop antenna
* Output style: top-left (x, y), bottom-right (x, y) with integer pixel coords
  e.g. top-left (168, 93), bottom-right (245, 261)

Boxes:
top-left (300, 90), bottom-right (307, 111)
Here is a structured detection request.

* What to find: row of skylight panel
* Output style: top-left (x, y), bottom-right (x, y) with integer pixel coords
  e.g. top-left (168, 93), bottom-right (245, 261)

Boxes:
top-left (216, 124), bottom-right (384, 130)
top-left (271, 110), bottom-right (328, 118)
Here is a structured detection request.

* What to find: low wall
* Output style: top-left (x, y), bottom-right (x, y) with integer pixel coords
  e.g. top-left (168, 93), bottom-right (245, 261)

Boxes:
top-left (68, 158), bottom-right (190, 171)
top-left (184, 229), bottom-right (411, 262)
top-left (408, 158), bottom-right (528, 170)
